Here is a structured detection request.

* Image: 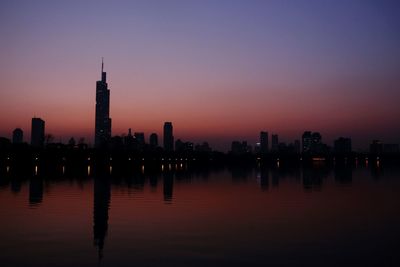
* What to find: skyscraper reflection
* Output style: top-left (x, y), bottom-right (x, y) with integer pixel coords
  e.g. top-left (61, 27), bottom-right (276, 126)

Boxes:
top-left (259, 167), bottom-right (269, 191)
top-left (93, 176), bottom-right (111, 260)
top-left (29, 177), bottom-right (43, 206)
top-left (163, 171), bottom-right (173, 202)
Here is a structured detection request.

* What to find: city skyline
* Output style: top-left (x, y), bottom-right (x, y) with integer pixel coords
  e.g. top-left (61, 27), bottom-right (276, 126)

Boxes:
top-left (1, 0), bottom-right (400, 151)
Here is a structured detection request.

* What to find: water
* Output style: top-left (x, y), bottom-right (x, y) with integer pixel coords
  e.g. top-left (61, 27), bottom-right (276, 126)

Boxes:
top-left (0, 163), bottom-right (399, 266)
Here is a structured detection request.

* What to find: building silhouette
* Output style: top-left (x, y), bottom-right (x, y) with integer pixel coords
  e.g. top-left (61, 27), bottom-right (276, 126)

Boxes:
top-left (31, 118), bottom-right (45, 148)
top-left (260, 131), bottom-right (268, 153)
top-left (12, 128), bottom-right (23, 144)
top-left (231, 141), bottom-right (250, 154)
top-left (302, 131), bottom-right (313, 153)
top-left (175, 139), bottom-right (194, 152)
top-left (124, 128), bottom-right (135, 149)
top-left (134, 132), bottom-right (145, 149)
top-left (383, 144), bottom-right (400, 154)
top-left (163, 122), bottom-right (174, 152)
top-left (149, 133), bottom-right (158, 147)
top-left (95, 59), bottom-right (112, 147)
top-left (294, 139), bottom-right (301, 154)
top-left (334, 137), bottom-right (352, 154)
top-left (271, 134), bottom-right (279, 152)
top-left (302, 131), bottom-right (321, 153)
top-left (302, 131), bottom-right (329, 155)
top-left (370, 140), bottom-right (383, 154)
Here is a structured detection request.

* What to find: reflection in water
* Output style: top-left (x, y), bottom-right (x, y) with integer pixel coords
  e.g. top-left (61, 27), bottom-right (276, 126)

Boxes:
top-left (271, 170), bottom-right (280, 187)
top-left (163, 172), bottom-right (173, 202)
top-left (259, 168), bottom-right (269, 191)
top-left (371, 161), bottom-right (383, 180)
top-left (11, 178), bottom-right (22, 194)
top-left (29, 177), bottom-right (43, 206)
top-left (302, 166), bottom-right (330, 190)
top-left (0, 162), bottom-right (399, 266)
top-left (149, 175), bottom-right (158, 188)
top-left (93, 176), bottom-right (111, 260)
top-left (334, 165), bottom-right (353, 184)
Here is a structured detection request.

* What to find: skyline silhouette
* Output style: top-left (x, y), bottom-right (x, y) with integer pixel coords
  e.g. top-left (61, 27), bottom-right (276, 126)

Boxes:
top-left (0, 60), bottom-right (399, 154)
top-left (2, 2), bottom-right (400, 267)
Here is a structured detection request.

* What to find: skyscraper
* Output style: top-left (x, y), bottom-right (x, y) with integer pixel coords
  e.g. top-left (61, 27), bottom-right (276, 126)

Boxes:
top-left (150, 133), bottom-right (158, 147)
top-left (163, 122), bottom-right (174, 152)
top-left (302, 131), bottom-right (323, 154)
top-left (12, 128), bottom-right (23, 144)
top-left (260, 131), bottom-right (268, 153)
top-left (134, 132), bottom-right (145, 149)
top-left (31, 118), bottom-right (45, 148)
top-left (95, 59), bottom-right (112, 148)
top-left (334, 137), bottom-right (352, 154)
top-left (271, 134), bottom-right (279, 152)
top-left (302, 131), bottom-right (313, 153)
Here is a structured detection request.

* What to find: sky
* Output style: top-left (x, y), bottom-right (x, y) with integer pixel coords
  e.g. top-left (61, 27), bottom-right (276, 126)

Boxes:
top-left (0, 0), bottom-right (399, 151)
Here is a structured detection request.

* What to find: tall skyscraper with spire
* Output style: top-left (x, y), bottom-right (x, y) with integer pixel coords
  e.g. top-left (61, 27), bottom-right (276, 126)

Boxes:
top-left (95, 58), bottom-right (112, 147)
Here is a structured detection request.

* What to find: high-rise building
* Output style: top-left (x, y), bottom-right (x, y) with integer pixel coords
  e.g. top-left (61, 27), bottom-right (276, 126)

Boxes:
top-left (124, 128), bottom-right (135, 149)
top-left (302, 131), bottom-right (313, 153)
top-left (231, 141), bottom-right (249, 154)
top-left (302, 131), bottom-right (323, 154)
top-left (383, 144), bottom-right (400, 154)
top-left (31, 118), bottom-right (45, 148)
top-left (95, 59), bottom-right (112, 147)
top-left (260, 131), bottom-right (268, 153)
top-left (12, 128), bottom-right (23, 144)
top-left (163, 122), bottom-right (174, 151)
top-left (134, 132), bottom-right (145, 148)
top-left (334, 137), bottom-right (352, 154)
top-left (150, 133), bottom-right (158, 147)
top-left (370, 140), bottom-right (383, 154)
top-left (271, 134), bottom-right (279, 152)
top-left (294, 139), bottom-right (301, 154)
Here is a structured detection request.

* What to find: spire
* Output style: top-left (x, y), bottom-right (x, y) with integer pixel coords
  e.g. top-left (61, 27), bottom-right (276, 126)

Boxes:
top-left (101, 57), bottom-right (106, 82)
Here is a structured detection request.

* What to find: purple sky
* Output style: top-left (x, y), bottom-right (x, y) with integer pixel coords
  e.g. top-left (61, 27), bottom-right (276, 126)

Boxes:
top-left (0, 0), bottom-right (399, 151)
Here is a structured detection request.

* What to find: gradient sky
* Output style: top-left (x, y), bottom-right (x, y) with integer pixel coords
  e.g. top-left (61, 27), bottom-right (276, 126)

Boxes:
top-left (0, 0), bottom-right (399, 151)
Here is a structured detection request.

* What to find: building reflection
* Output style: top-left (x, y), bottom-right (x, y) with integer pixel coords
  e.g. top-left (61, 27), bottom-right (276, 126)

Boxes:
top-left (163, 171), bottom-right (173, 202)
top-left (149, 175), bottom-right (158, 188)
top-left (370, 160), bottom-right (383, 180)
top-left (271, 169), bottom-right (280, 187)
top-left (11, 176), bottom-right (23, 194)
top-left (259, 168), bottom-right (269, 191)
top-left (29, 177), bottom-right (43, 206)
top-left (230, 164), bottom-right (252, 182)
top-left (302, 166), bottom-right (330, 190)
top-left (93, 176), bottom-right (111, 260)
top-left (334, 165), bottom-right (353, 184)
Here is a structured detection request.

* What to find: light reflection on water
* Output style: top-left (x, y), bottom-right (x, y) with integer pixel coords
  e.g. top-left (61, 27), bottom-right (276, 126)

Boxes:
top-left (0, 163), bottom-right (399, 267)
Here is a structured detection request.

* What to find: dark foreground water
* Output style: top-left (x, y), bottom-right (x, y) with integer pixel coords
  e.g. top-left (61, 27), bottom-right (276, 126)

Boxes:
top-left (0, 163), bottom-right (399, 267)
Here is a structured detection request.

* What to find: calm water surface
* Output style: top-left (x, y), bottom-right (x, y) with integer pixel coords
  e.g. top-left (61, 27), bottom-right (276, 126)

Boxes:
top-left (0, 163), bottom-right (399, 266)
